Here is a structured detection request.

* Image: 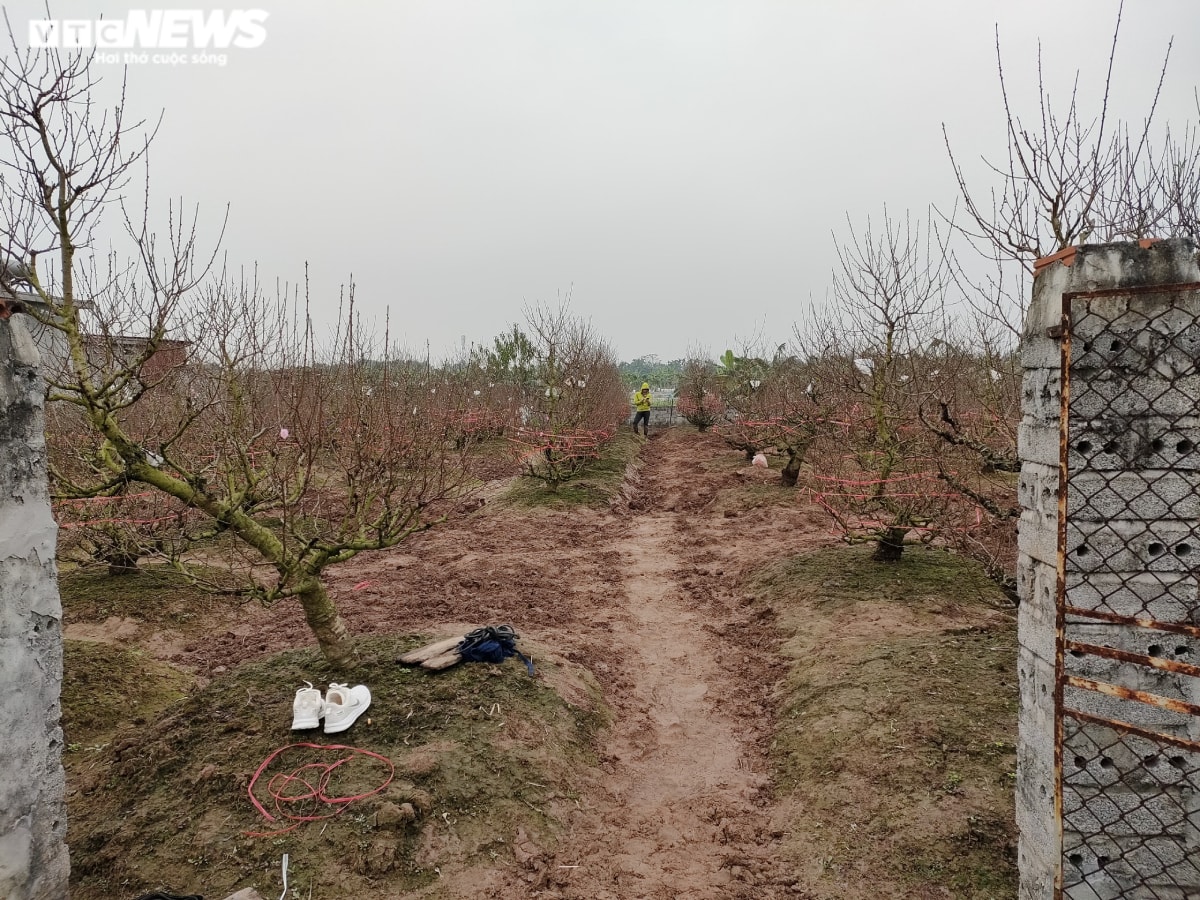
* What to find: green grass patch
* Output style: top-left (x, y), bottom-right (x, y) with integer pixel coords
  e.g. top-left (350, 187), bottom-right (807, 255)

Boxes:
top-left (755, 544), bottom-right (1018, 899)
top-left (59, 564), bottom-right (238, 628)
top-left (755, 543), bottom-right (1009, 614)
top-left (61, 639), bottom-right (193, 748)
top-left (67, 634), bottom-right (605, 900)
top-left (500, 431), bottom-right (642, 509)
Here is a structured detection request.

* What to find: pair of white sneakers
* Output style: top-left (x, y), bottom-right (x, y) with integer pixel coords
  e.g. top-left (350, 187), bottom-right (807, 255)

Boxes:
top-left (291, 681), bottom-right (372, 734)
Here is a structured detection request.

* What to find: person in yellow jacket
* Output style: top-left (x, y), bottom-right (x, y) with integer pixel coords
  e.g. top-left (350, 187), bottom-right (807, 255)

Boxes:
top-left (631, 382), bottom-right (652, 435)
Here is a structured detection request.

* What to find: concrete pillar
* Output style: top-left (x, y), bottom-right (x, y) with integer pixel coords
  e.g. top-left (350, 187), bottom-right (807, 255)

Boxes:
top-left (1017, 238), bottom-right (1200, 898)
top-left (0, 314), bottom-right (69, 898)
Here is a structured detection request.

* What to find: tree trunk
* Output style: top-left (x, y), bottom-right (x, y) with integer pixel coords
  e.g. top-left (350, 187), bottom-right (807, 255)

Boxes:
top-left (107, 557), bottom-right (140, 576)
top-left (97, 536), bottom-right (140, 575)
top-left (873, 527), bottom-right (908, 562)
top-left (297, 579), bottom-right (356, 668)
top-left (780, 449), bottom-right (802, 487)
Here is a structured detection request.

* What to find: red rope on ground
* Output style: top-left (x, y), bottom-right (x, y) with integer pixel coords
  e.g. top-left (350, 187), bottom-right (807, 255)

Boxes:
top-left (245, 742), bottom-right (395, 837)
top-left (809, 472), bottom-right (933, 488)
top-left (58, 514), bottom-right (182, 529)
top-left (507, 425), bottom-right (617, 458)
top-left (53, 492), bottom-right (159, 506)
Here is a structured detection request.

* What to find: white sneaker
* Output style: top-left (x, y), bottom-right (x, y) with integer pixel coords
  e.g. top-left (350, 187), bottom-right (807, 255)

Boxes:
top-left (323, 683), bottom-right (371, 734)
top-left (291, 681), bottom-right (324, 730)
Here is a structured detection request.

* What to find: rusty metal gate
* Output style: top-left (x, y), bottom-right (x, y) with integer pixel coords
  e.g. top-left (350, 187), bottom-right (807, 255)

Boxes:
top-left (1058, 282), bottom-right (1200, 899)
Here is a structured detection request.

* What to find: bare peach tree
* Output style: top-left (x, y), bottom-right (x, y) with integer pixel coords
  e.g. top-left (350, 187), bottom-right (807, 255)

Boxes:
top-left (916, 323), bottom-right (1020, 481)
top-left (506, 304), bottom-right (626, 491)
top-left (929, 3), bottom-right (1200, 587)
top-left (911, 324), bottom-right (1021, 592)
top-left (946, 7), bottom-right (1191, 258)
top-left (748, 357), bottom-right (832, 488)
top-left (676, 352), bottom-right (724, 432)
top-left (806, 240), bottom-right (1020, 577)
top-left (708, 349), bottom-right (829, 486)
top-left (0, 42), bottom-right (472, 667)
top-left (464, 322), bottom-right (537, 445)
top-left (802, 208), bottom-right (951, 561)
top-left (712, 346), bottom-right (773, 460)
top-left (942, 1), bottom-right (1200, 333)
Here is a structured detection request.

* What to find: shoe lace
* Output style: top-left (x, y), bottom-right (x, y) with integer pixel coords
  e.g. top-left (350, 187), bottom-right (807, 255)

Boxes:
top-left (294, 680), bottom-right (316, 697)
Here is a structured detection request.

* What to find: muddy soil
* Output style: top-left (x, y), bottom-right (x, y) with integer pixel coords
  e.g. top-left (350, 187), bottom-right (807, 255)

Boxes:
top-left (68, 428), bottom-right (834, 897)
top-left (340, 428), bottom-right (829, 898)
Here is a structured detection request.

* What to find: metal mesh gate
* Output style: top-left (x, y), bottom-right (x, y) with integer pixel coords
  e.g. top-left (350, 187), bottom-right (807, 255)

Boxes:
top-left (1059, 283), bottom-right (1200, 899)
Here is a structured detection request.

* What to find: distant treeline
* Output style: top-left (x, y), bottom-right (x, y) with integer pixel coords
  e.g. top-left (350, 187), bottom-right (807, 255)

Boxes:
top-left (618, 356), bottom-right (686, 390)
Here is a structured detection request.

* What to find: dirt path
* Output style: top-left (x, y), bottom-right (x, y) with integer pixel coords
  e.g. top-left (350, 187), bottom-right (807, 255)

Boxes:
top-left (486, 429), bottom-right (829, 899)
top-left (538, 513), bottom-right (770, 898)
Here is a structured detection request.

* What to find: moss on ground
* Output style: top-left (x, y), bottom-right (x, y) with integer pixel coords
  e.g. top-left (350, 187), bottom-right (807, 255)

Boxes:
top-left (754, 545), bottom-right (1018, 899)
top-left (59, 564), bottom-right (239, 628)
top-left (66, 634), bottom-right (605, 900)
top-left (755, 543), bottom-right (1010, 614)
top-left (501, 431), bottom-right (642, 509)
top-left (61, 639), bottom-right (193, 748)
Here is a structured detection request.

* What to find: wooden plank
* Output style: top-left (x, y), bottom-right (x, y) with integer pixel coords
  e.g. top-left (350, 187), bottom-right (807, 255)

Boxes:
top-left (397, 635), bottom-right (464, 665)
top-left (421, 650), bottom-right (463, 671)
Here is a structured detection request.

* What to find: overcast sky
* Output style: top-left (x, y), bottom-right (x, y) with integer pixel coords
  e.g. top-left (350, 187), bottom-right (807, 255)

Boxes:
top-left (10, 1), bottom-right (1200, 361)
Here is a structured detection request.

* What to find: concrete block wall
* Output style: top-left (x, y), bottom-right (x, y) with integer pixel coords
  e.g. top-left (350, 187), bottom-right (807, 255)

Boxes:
top-left (1018, 238), bottom-right (1200, 899)
top-left (0, 315), bottom-right (69, 899)
top-left (1017, 253), bottom-right (1072, 899)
